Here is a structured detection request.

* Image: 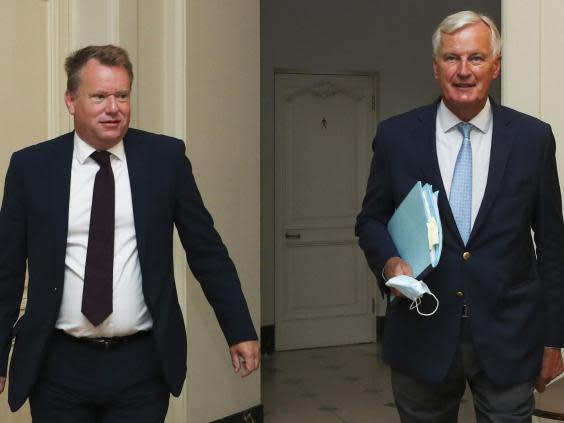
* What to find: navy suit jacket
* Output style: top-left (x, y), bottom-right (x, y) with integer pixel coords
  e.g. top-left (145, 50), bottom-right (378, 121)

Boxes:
top-left (356, 101), bottom-right (564, 386)
top-left (0, 128), bottom-right (257, 411)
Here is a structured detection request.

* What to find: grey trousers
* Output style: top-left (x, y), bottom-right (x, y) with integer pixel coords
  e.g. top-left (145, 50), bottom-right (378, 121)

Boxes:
top-left (390, 320), bottom-right (535, 423)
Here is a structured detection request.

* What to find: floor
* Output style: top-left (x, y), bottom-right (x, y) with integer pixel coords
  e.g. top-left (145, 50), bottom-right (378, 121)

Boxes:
top-left (262, 343), bottom-right (477, 423)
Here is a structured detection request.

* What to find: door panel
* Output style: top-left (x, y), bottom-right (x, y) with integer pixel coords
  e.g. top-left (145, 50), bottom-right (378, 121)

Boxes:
top-left (275, 73), bottom-right (377, 350)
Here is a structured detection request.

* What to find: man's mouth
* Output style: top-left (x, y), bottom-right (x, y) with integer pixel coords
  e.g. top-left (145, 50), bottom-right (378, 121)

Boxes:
top-left (453, 83), bottom-right (475, 89)
top-left (100, 120), bottom-right (120, 126)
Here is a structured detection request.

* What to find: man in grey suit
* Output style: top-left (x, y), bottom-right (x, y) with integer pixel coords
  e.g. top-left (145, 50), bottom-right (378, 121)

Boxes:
top-left (357, 11), bottom-right (564, 422)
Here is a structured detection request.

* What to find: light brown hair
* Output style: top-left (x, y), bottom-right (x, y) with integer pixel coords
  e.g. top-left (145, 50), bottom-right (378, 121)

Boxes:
top-left (65, 45), bottom-right (134, 93)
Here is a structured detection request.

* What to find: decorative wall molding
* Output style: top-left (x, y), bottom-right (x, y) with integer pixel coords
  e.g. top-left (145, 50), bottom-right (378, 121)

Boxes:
top-left (501, 0), bottom-right (541, 117)
top-left (163, 0), bottom-right (187, 141)
top-left (69, 0), bottom-right (120, 49)
top-left (163, 1), bottom-right (187, 422)
top-left (285, 81), bottom-right (366, 102)
top-left (46, 0), bottom-right (71, 138)
top-left (105, 0), bottom-right (120, 44)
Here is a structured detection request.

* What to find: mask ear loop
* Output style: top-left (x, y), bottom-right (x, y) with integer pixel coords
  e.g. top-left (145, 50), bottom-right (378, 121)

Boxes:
top-left (409, 292), bottom-right (439, 316)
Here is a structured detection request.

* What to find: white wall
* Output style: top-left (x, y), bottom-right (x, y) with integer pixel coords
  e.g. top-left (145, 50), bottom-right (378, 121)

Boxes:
top-left (261, 0), bottom-right (502, 325)
top-left (502, 3), bottom-right (564, 419)
top-left (186, 0), bottom-right (261, 421)
top-left (502, 0), bottom-right (564, 177)
top-left (0, 2), bottom-right (49, 421)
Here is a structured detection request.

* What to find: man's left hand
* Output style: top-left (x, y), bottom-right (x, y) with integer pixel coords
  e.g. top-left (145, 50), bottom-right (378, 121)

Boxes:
top-left (536, 347), bottom-right (564, 392)
top-left (229, 340), bottom-right (260, 377)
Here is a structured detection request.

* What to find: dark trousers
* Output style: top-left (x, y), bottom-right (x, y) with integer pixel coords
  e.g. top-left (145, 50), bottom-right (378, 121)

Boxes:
top-left (29, 330), bottom-right (170, 423)
top-left (391, 319), bottom-right (535, 423)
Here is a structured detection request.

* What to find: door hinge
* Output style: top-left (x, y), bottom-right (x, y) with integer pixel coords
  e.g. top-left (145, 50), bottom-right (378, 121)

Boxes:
top-left (371, 95), bottom-right (376, 111)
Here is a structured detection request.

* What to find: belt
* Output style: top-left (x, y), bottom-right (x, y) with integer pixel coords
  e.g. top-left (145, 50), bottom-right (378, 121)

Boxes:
top-left (55, 329), bottom-right (150, 350)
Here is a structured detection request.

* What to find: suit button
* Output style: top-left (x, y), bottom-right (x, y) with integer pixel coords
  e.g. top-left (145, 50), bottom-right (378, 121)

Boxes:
top-left (456, 291), bottom-right (464, 297)
top-left (463, 251), bottom-right (471, 261)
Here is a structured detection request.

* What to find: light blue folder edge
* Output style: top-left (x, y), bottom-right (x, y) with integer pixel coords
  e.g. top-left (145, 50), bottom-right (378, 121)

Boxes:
top-left (422, 183), bottom-right (443, 268)
top-left (387, 181), bottom-right (443, 279)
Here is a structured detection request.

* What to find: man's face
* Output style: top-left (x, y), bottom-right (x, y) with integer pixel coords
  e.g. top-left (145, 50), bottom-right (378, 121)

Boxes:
top-left (433, 21), bottom-right (501, 121)
top-left (64, 59), bottom-right (131, 150)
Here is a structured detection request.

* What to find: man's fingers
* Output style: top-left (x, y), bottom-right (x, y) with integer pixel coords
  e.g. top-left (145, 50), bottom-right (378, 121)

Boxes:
top-left (230, 350), bottom-right (242, 373)
top-left (535, 378), bottom-right (547, 393)
top-left (232, 355), bottom-right (257, 378)
top-left (0, 376), bottom-right (6, 394)
top-left (229, 340), bottom-right (261, 377)
top-left (238, 359), bottom-right (252, 378)
top-left (384, 257), bottom-right (413, 280)
top-left (536, 348), bottom-right (564, 393)
top-left (237, 351), bottom-right (260, 377)
top-left (244, 355), bottom-right (260, 372)
top-left (390, 287), bottom-right (405, 298)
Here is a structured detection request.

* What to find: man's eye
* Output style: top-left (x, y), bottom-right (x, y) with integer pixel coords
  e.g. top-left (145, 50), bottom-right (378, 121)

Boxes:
top-left (445, 56), bottom-right (458, 62)
top-left (470, 56), bottom-right (485, 63)
top-left (92, 95), bottom-right (105, 103)
top-left (117, 94), bottom-right (129, 102)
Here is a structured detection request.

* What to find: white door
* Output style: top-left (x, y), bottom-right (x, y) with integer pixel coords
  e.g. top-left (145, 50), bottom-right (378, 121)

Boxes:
top-left (275, 73), bottom-right (378, 350)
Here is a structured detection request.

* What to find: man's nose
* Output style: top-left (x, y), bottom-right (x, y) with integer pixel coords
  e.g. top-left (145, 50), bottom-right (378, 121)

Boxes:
top-left (105, 95), bottom-right (118, 113)
top-left (457, 59), bottom-right (471, 76)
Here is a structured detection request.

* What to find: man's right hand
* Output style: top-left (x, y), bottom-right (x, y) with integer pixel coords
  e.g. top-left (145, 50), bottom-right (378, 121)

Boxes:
top-left (384, 256), bottom-right (412, 298)
top-left (0, 376), bottom-right (5, 394)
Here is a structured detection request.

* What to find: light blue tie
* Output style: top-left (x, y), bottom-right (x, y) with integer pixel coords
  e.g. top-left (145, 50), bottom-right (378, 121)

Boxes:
top-left (450, 122), bottom-right (473, 245)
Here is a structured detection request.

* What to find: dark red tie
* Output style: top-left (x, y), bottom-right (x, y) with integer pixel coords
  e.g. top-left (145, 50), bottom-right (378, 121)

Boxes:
top-left (82, 151), bottom-right (114, 326)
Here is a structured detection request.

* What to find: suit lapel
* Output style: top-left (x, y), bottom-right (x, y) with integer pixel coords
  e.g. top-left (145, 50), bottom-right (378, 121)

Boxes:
top-left (469, 102), bottom-right (513, 243)
top-left (50, 133), bottom-right (74, 289)
top-left (123, 130), bottom-right (149, 268)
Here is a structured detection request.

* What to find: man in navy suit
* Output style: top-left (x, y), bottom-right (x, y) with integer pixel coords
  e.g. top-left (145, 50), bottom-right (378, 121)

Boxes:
top-left (0, 45), bottom-right (259, 422)
top-left (356, 11), bottom-right (564, 422)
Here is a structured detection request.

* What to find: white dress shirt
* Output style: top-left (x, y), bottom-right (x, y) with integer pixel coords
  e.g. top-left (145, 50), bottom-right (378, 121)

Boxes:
top-left (55, 134), bottom-right (153, 337)
top-left (436, 99), bottom-right (493, 228)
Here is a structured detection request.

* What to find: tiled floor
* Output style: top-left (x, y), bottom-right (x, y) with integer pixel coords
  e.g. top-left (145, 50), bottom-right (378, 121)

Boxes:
top-left (262, 343), bottom-right (476, 423)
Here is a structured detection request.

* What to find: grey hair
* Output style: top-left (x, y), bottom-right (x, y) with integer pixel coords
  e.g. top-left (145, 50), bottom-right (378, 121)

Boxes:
top-left (432, 11), bottom-right (501, 58)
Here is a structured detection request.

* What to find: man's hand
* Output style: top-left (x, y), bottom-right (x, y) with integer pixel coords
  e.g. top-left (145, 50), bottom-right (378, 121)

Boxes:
top-left (0, 376), bottom-right (5, 394)
top-left (536, 348), bottom-right (564, 392)
top-left (384, 256), bottom-right (412, 298)
top-left (229, 340), bottom-right (260, 378)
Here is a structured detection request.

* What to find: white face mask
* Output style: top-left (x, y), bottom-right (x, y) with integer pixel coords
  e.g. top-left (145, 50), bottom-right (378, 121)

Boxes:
top-left (385, 275), bottom-right (439, 316)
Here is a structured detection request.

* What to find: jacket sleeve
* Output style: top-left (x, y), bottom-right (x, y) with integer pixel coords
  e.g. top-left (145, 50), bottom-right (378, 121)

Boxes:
top-left (0, 154), bottom-right (28, 376)
top-left (355, 122), bottom-right (399, 295)
top-left (531, 125), bottom-right (564, 347)
top-left (172, 142), bottom-right (257, 346)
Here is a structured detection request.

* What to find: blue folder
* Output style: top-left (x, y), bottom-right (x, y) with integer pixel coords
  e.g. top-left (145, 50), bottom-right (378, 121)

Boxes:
top-left (387, 181), bottom-right (443, 279)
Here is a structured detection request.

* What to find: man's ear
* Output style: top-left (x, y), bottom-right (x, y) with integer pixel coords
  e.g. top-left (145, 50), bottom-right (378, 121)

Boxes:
top-left (432, 57), bottom-right (439, 80)
top-left (492, 55), bottom-right (502, 80)
top-left (64, 90), bottom-right (75, 115)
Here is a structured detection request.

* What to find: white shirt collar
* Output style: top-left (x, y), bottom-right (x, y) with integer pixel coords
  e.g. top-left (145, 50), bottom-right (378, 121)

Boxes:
top-left (437, 98), bottom-right (492, 135)
top-left (73, 132), bottom-right (125, 164)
